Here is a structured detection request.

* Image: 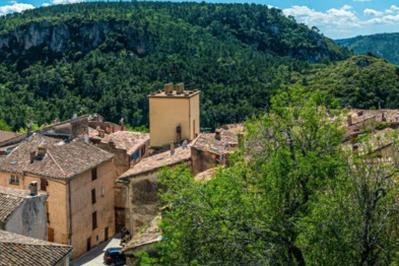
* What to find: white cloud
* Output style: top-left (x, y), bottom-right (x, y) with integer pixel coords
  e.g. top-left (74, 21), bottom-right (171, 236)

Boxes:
top-left (283, 4), bottom-right (399, 38)
top-left (363, 5), bottom-right (399, 24)
top-left (364, 8), bottom-right (383, 17)
top-left (0, 2), bottom-right (34, 16)
top-left (51, 0), bottom-right (84, 4)
top-left (283, 5), bottom-right (360, 30)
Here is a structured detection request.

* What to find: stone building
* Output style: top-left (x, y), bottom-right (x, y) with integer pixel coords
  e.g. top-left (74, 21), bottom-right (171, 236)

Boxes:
top-left (149, 83), bottom-right (200, 148)
top-left (96, 130), bottom-right (150, 231)
top-left (191, 124), bottom-right (243, 175)
top-left (0, 185), bottom-right (47, 240)
top-left (97, 131), bottom-right (150, 175)
top-left (0, 229), bottom-right (72, 266)
top-left (117, 146), bottom-right (191, 236)
top-left (0, 134), bottom-right (117, 258)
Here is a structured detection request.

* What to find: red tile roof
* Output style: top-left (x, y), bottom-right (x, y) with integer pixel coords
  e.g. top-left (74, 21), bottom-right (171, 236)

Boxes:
top-left (0, 134), bottom-right (114, 179)
top-left (0, 230), bottom-right (72, 266)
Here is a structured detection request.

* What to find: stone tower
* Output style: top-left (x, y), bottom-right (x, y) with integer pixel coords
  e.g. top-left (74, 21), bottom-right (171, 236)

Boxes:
top-left (149, 83), bottom-right (200, 148)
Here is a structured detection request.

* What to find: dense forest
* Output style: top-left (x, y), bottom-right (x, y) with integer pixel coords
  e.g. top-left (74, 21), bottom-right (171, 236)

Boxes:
top-left (337, 33), bottom-right (399, 65)
top-left (0, 2), bottom-right (350, 130)
top-left (302, 55), bottom-right (399, 109)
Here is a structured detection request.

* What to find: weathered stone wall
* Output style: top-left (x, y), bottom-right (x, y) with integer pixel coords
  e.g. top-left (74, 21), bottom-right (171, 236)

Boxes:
top-left (126, 173), bottom-right (159, 236)
top-left (5, 194), bottom-right (48, 240)
top-left (191, 147), bottom-right (218, 175)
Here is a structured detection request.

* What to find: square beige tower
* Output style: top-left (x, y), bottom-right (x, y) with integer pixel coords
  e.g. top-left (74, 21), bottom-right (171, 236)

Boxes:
top-left (149, 83), bottom-right (200, 148)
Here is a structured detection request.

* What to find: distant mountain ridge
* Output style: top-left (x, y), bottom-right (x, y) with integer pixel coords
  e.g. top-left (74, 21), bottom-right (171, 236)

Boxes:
top-left (337, 33), bottom-right (399, 65)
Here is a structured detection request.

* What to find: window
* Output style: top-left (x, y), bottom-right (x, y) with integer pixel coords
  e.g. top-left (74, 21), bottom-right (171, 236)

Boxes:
top-left (46, 201), bottom-right (50, 223)
top-left (40, 178), bottom-right (48, 191)
top-left (91, 189), bottom-right (96, 204)
top-left (91, 167), bottom-right (98, 181)
top-left (105, 227), bottom-right (109, 241)
top-left (86, 238), bottom-right (91, 251)
top-left (92, 211), bottom-right (97, 230)
top-left (9, 175), bottom-right (19, 185)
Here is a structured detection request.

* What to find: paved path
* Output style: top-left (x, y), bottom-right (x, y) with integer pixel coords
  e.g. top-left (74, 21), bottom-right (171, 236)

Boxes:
top-left (72, 234), bottom-right (122, 266)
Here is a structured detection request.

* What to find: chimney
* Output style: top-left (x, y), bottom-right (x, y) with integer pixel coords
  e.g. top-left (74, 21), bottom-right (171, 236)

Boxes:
top-left (29, 181), bottom-right (38, 196)
top-left (37, 144), bottom-right (47, 159)
top-left (120, 117), bottom-right (125, 131)
top-left (30, 151), bottom-right (36, 163)
top-left (215, 129), bottom-right (222, 141)
top-left (176, 82), bottom-right (184, 94)
top-left (170, 143), bottom-right (175, 155)
top-left (347, 114), bottom-right (353, 126)
top-left (27, 122), bottom-right (33, 137)
top-left (382, 112), bottom-right (387, 122)
top-left (164, 83), bottom-right (174, 94)
top-left (98, 129), bottom-right (105, 138)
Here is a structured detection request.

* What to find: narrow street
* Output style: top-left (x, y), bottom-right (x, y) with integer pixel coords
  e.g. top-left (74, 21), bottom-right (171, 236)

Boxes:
top-left (72, 234), bottom-right (122, 266)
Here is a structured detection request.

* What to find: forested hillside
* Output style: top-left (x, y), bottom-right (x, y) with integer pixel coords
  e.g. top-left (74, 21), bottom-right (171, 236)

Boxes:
top-left (337, 33), bottom-right (399, 65)
top-left (301, 55), bottom-right (399, 109)
top-left (0, 2), bottom-right (350, 130)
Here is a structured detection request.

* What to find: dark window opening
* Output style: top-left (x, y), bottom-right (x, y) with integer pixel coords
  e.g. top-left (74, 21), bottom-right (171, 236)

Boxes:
top-left (40, 178), bottom-right (48, 191)
top-left (105, 227), bottom-right (109, 241)
top-left (91, 167), bottom-right (98, 181)
top-left (9, 175), bottom-right (19, 185)
top-left (91, 189), bottom-right (96, 204)
top-left (92, 211), bottom-right (97, 230)
top-left (87, 238), bottom-right (91, 251)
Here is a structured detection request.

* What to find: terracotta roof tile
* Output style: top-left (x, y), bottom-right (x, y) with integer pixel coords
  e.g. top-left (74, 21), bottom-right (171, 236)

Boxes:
top-left (194, 167), bottom-right (218, 182)
top-left (0, 134), bottom-right (114, 179)
top-left (0, 131), bottom-right (19, 144)
top-left (100, 131), bottom-right (149, 155)
top-left (191, 129), bottom-right (239, 155)
top-left (119, 147), bottom-right (191, 179)
top-left (0, 230), bottom-right (72, 266)
top-left (0, 187), bottom-right (29, 223)
top-left (123, 215), bottom-right (162, 252)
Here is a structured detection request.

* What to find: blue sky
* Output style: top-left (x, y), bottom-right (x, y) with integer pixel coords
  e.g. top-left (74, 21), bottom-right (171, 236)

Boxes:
top-left (1, 0), bottom-right (399, 39)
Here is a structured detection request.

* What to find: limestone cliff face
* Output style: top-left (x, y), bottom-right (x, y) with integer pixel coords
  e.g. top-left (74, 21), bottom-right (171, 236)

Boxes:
top-left (0, 20), bottom-right (152, 63)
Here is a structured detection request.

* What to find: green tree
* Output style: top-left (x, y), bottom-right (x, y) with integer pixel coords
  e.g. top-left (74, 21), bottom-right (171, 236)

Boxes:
top-left (155, 88), bottom-right (399, 265)
top-left (157, 87), bottom-right (345, 265)
top-left (0, 119), bottom-right (11, 131)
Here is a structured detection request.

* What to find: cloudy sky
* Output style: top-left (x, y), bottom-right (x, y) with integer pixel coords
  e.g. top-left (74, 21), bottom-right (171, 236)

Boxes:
top-left (1, 0), bottom-right (399, 39)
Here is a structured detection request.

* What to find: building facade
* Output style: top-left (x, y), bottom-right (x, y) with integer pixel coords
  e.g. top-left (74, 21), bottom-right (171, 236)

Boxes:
top-left (117, 147), bottom-right (191, 236)
top-left (149, 83), bottom-right (200, 148)
top-left (0, 135), bottom-right (117, 258)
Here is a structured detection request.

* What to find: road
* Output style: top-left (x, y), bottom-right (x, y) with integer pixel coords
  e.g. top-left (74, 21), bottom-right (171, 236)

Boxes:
top-left (72, 234), bottom-right (122, 266)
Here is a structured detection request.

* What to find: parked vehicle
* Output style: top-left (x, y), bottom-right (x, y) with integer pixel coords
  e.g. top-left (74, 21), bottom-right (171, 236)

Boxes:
top-left (103, 247), bottom-right (126, 266)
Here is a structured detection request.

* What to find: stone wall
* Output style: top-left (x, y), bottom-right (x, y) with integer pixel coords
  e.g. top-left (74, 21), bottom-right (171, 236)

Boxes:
top-left (5, 194), bottom-right (48, 240)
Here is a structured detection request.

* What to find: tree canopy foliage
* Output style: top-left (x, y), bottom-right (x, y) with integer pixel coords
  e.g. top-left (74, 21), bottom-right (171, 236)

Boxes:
top-left (155, 88), bottom-right (399, 265)
top-left (337, 33), bottom-right (399, 65)
top-left (301, 55), bottom-right (399, 109)
top-left (0, 2), bottom-right (349, 130)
